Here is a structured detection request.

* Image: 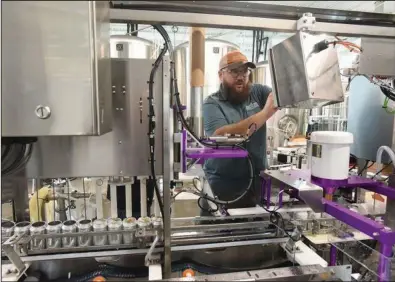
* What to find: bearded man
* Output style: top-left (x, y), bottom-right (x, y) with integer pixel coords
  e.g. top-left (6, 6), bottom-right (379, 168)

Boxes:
top-left (201, 50), bottom-right (278, 214)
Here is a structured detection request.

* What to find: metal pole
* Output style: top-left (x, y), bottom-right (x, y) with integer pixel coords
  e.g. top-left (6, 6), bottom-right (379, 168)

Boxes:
top-left (266, 177), bottom-right (272, 209)
top-left (377, 243), bottom-right (393, 282)
top-left (162, 57), bottom-right (173, 278)
top-left (329, 245), bottom-right (336, 266)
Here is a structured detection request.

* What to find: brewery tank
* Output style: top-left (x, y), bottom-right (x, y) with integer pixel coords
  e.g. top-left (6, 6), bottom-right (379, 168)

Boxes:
top-left (174, 39), bottom-right (239, 117)
top-left (110, 35), bottom-right (155, 59)
top-left (252, 62), bottom-right (307, 150)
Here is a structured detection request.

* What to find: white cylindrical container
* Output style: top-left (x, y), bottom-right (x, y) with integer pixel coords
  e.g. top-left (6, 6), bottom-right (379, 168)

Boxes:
top-left (310, 131), bottom-right (354, 180)
top-left (77, 219), bottom-right (92, 247)
top-left (61, 220), bottom-right (77, 248)
top-left (93, 219), bottom-right (108, 246)
top-left (46, 221), bottom-right (62, 249)
top-left (107, 218), bottom-right (123, 245)
top-left (30, 221), bottom-right (47, 250)
top-left (122, 217), bottom-right (137, 245)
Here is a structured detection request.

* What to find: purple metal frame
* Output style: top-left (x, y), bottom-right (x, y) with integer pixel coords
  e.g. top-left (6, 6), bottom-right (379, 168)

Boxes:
top-left (262, 169), bottom-right (395, 281)
top-left (181, 129), bottom-right (249, 173)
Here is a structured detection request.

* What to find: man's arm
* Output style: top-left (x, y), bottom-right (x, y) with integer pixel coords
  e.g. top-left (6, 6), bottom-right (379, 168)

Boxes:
top-left (211, 93), bottom-right (277, 136)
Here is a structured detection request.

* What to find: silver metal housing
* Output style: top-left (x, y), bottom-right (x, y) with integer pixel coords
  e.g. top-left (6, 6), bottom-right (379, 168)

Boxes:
top-left (269, 31), bottom-right (344, 109)
top-left (2, 1), bottom-right (112, 136)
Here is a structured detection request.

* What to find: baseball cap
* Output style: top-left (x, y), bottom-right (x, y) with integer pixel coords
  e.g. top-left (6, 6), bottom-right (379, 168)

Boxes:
top-left (219, 50), bottom-right (256, 71)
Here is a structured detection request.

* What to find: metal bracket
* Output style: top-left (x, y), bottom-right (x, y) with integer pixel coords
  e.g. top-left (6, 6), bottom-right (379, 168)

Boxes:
top-left (297, 12), bottom-right (316, 31)
top-left (2, 234), bottom-right (30, 275)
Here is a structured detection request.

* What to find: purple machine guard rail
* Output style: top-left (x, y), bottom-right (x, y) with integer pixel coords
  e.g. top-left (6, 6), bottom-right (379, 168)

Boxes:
top-left (261, 169), bottom-right (395, 281)
top-left (185, 148), bottom-right (248, 159)
top-left (181, 129), bottom-right (249, 171)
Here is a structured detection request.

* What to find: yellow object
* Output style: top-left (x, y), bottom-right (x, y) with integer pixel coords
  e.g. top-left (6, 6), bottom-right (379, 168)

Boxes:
top-left (29, 186), bottom-right (55, 223)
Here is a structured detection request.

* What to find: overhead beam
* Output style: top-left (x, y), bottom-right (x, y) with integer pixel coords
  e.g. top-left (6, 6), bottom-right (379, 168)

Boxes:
top-left (110, 1), bottom-right (395, 26)
top-left (110, 9), bottom-right (395, 39)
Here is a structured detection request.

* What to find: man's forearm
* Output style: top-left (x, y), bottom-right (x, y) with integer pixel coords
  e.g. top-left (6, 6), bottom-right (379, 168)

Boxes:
top-left (213, 110), bottom-right (269, 136)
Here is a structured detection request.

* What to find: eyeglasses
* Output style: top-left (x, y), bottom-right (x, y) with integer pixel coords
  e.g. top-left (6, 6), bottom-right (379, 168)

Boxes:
top-left (223, 67), bottom-right (251, 78)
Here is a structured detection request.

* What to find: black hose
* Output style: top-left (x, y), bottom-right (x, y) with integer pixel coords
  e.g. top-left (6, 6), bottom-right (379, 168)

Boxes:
top-left (152, 24), bottom-right (256, 207)
top-left (147, 41), bottom-right (168, 220)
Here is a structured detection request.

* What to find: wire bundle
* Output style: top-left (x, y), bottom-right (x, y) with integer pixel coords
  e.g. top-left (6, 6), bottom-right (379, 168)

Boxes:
top-left (2, 138), bottom-right (36, 176)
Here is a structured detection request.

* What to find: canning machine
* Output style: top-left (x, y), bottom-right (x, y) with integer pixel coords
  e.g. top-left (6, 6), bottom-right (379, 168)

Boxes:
top-left (2, 1), bottom-right (395, 282)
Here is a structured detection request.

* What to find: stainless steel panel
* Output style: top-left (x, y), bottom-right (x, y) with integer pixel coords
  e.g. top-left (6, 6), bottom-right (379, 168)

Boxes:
top-left (110, 35), bottom-right (155, 59)
top-left (359, 37), bottom-right (395, 77)
top-left (347, 76), bottom-right (394, 162)
top-left (270, 31), bottom-right (344, 109)
top-left (2, 1), bottom-right (111, 136)
top-left (26, 59), bottom-right (163, 178)
top-left (262, 170), bottom-right (324, 212)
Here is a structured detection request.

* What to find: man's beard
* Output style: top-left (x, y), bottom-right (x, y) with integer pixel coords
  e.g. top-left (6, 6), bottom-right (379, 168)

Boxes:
top-left (221, 81), bottom-right (251, 104)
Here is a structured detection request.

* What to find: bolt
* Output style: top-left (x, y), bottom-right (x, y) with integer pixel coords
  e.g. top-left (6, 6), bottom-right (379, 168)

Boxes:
top-left (118, 140), bottom-right (122, 144)
top-left (112, 91), bottom-right (116, 94)
top-left (112, 85), bottom-right (116, 89)
top-left (119, 170), bottom-right (123, 174)
top-left (35, 105), bottom-right (51, 119)
top-left (122, 85), bottom-right (126, 89)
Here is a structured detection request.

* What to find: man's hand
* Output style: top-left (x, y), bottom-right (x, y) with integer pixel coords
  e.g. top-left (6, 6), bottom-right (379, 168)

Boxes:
top-left (262, 93), bottom-right (278, 120)
top-left (212, 93), bottom-right (278, 136)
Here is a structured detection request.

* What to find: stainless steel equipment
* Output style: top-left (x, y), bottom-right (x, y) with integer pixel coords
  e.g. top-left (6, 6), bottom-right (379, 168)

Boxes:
top-left (347, 76), bottom-right (394, 162)
top-left (26, 58), bottom-right (165, 178)
top-left (174, 39), bottom-right (239, 116)
top-left (2, 1), bottom-right (112, 136)
top-left (253, 61), bottom-right (307, 149)
top-left (358, 38), bottom-right (395, 76)
top-left (110, 35), bottom-right (156, 59)
top-left (269, 31), bottom-right (344, 109)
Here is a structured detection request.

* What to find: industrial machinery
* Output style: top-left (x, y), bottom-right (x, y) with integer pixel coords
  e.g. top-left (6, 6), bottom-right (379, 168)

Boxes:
top-left (2, 1), bottom-right (395, 282)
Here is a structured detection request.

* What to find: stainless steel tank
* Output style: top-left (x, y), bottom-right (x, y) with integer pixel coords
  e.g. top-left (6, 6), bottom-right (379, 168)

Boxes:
top-left (252, 61), bottom-right (307, 152)
top-left (174, 39), bottom-right (239, 117)
top-left (110, 35), bottom-right (155, 59)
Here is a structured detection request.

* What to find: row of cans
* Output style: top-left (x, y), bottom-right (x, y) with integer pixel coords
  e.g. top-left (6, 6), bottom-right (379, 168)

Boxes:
top-left (1, 216), bottom-right (162, 250)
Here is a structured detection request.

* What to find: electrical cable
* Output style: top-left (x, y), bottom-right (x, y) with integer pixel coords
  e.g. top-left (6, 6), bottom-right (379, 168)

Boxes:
top-left (371, 161), bottom-right (392, 179)
top-left (152, 24), bottom-right (257, 207)
top-left (358, 160), bottom-right (369, 176)
top-left (147, 39), bottom-right (167, 220)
